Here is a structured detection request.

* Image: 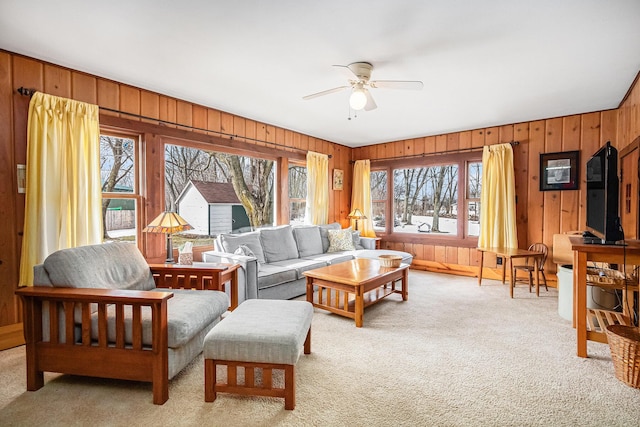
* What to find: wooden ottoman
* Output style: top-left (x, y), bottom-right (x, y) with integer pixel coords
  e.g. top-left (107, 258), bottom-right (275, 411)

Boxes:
top-left (203, 299), bottom-right (313, 410)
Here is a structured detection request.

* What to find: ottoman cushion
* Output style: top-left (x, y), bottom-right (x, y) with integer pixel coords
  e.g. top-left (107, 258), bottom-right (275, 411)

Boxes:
top-left (204, 299), bottom-right (313, 365)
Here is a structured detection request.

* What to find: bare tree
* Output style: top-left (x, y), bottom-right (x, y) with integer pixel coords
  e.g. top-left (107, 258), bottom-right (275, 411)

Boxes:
top-left (396, 168), bottom-right (428, 225)
top-left (428, 166), bottom-right (457, 232)
top-left (219, 154), bottom-right (273, 228)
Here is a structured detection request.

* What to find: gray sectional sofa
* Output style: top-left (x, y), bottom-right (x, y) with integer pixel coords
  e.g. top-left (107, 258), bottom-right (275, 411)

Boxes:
top-left (202, 223), bottom-right (413, 302)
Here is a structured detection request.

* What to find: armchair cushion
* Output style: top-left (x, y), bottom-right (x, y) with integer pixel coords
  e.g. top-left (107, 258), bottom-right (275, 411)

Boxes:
top-left (42, 243), bottom-right (155, 291)
top-left (90, 289), bottom-right (229, 348)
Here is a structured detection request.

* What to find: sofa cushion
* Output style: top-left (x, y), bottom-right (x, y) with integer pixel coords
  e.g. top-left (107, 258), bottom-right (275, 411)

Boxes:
top-left (293, 226), bottom-right (323, 257)
top-left (260, 225), bottom-right (299, 262)
top-left (327, 228), bottom-right (356, 252)
top-left (91, 289), bottom-right (229, 348)
top-left (257, 264), bottom-right (298, 290)
top-left (352, 230), bottom-right (365, 250)
top-left (43, 243), bottom-right (155, 291)
top-left (270, 258), bottom-right (328, 280)
top-left (218, 232), bottom-right (266, 264)
top-left (302, 252), bottom-right (355, 265)
top-left (319, 222), bottom-right (342, 252)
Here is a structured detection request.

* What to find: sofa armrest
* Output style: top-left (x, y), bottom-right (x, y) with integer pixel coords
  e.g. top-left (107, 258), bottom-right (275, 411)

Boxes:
top-left (202, 251), bottom-right (258, 301)
top-left (360, 237), bottom-right (377, 250)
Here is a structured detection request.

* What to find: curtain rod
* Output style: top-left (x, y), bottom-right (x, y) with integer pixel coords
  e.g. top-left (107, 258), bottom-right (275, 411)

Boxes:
top-left (365, 140), bottom-right (520, 163)
top-left (16, 87), bottom-right (331, 158)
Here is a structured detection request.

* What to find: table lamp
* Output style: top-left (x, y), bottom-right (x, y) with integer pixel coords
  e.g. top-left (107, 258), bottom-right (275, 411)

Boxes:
top-left (347, 208), bottom-right (367, 231)
top-left (143, 211), bottom-right (193, 263)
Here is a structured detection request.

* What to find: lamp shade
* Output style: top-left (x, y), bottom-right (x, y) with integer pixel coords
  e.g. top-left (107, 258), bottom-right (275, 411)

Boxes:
top-left (347, 208), bottom-right (367, 220)
top-left (143, 211), bottom-right (193, 234)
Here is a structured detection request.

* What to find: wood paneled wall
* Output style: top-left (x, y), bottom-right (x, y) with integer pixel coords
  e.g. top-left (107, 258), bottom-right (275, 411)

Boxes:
top-left (353, 109), bottom-right (632, 278)
top-left (0, 48), bottom-right (639, 333)
top-left (0, 50), bottom-right (352, 328)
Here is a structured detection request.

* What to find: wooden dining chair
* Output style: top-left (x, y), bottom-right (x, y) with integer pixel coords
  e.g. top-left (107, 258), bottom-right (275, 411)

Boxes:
top-left (512, 243), bottom-right (549, 294)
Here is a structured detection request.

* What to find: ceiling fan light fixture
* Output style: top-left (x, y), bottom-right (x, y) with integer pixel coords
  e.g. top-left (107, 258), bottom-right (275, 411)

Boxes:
top-left (349, 88), bottom-right (367, 110)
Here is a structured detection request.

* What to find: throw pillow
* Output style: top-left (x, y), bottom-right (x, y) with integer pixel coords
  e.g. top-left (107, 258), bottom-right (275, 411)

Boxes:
top-left (327, 228), bottom-right (356, 252)
top-left (218, 232), bottom-right (266, 264)
top-left (234, 245), bottom-right (261, 271)
top-left (319, 222), bottom-right (342, 252)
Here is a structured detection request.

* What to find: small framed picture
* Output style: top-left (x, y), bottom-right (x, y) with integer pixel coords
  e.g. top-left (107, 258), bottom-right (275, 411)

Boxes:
top-left (333, 169), bottom-right (344, 190)
top-left (540, 150), bottom-right (580, 191)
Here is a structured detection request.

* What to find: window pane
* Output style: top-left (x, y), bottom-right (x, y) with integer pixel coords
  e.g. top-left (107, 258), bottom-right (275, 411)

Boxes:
top-left (165, 144), bottom-right (274, 237)
top-left (467, 162), bottom-right (482, 237)
top-left (393, 165), bottom-right (459, 235)
top-left (101, 136), bottom-right (135, 193)
top-left (289, 165), bottom-right (306, 225)
top-left (370, 171), bottom-right (387, 231)
top-left (467, 162), bottom-right (482, 199)
top-left (103, 198), bottom-right (136, 243)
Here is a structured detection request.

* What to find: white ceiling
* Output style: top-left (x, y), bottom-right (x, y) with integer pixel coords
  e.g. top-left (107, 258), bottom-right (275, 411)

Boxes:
top-left (1, 1), bottom-right (640, 148)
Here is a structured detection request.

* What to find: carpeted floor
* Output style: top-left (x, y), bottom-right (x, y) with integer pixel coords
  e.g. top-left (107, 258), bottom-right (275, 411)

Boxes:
top-left (1, 270), bottom-right (639, 426)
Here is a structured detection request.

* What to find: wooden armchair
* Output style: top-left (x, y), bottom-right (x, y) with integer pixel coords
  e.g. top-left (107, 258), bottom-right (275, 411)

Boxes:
top-left (15, 243), bottom-right (234, 405)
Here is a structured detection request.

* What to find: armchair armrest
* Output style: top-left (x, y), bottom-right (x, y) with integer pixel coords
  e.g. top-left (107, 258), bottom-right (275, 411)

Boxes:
top-left (15, 286), bottom-right (173, 404)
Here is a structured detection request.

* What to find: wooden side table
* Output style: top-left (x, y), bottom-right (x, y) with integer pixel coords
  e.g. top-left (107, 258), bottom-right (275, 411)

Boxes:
top-left (148, 263), bottom-right (240, 310)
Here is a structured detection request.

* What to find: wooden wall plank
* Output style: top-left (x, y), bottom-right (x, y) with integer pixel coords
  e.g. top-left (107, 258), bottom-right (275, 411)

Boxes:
top-left (71, 72), bottom-right (97, 104)
top-left (44, 64), bottom-right (71, 98)
top-left (0, 52), bottom-right (19, 326)
top-left (543, 118), bottom-right (563, 269)
top-left (527, 121), bottom-right (545, 246)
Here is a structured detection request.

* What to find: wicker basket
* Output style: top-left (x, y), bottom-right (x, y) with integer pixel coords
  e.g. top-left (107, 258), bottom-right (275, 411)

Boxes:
top-left (605, 325), bottom-right (640, 389)
top-left (379, 254), bottom-right (402, 268)
top-left (586, 267), bottom-right (629, 287)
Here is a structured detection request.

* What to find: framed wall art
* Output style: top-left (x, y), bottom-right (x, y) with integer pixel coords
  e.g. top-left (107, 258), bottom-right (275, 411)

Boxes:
top-left (333, 169), bottom-right (344, 190)
top-left (539, 150), bottom-right (580, 191)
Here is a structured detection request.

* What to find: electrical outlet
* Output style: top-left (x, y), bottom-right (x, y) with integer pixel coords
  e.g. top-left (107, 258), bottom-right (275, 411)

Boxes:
top-left (497, 257), bottom-right (503, 265)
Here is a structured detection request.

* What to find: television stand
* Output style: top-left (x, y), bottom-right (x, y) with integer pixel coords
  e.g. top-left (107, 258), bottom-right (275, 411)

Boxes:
top-left (569, 236), bottom-right (640, 358)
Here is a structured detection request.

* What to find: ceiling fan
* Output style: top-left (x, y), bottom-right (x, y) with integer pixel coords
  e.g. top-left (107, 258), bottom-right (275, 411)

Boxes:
top-left (302, 62), bottom-right (423, 111)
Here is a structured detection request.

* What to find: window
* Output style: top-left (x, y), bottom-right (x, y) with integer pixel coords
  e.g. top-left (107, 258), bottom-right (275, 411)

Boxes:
top-left (371, 153), bottom-right (481, 241)
top-left (288, 163), bottom-right (306, 225)
top-left (393, 165), bottom-right (459, 235)
top-left (164, 143), bottom-right (274, 244)
top-left (100, 133), bottom-right (139, 243)
top-left (371, 170), bottom-right (388, 232)
top-left (467, 162), bottom-right (482, 237)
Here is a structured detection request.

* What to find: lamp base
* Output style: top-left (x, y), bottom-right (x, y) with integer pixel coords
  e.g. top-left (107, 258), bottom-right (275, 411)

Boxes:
top-left (165, 233), bottom-right (175, 263)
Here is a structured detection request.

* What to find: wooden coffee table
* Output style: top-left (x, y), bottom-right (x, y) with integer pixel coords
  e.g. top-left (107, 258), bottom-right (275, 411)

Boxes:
top-left (303, 258), bottom-right (409, 327)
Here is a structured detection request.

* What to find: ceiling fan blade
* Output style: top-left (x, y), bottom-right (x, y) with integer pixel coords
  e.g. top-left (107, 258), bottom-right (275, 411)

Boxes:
top-left (364, 90), bottom-right (377, 111)
top-left (302, 85), bottom-right (350, 100)
top-left (332, 64), bottom-right (359, 80)
top-left (369, 80), bottom-right (424, 90)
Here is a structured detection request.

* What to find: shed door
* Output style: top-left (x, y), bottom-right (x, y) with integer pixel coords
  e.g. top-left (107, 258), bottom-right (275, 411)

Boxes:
top-left (232, 205), bottom-right (251, 231)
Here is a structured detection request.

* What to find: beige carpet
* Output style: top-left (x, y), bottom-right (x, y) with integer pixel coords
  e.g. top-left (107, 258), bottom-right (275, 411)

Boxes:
top-left (1, 270), bottom-right (639, 426)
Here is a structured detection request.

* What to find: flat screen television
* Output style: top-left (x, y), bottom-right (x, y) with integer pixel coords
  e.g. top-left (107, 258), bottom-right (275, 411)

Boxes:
top-left (585, 141), bottom-right (624, 244)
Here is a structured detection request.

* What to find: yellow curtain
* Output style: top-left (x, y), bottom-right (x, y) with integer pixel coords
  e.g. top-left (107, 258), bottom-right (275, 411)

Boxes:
top-left (351, 160), bottom-right (376, 237)
top-left (478, 143), bottom-right (518, 249)
top-left (304, 151), bottom-right (329, 225)
top-left (19, 92), bottom-right (102, 286)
